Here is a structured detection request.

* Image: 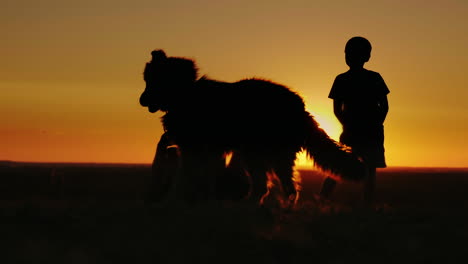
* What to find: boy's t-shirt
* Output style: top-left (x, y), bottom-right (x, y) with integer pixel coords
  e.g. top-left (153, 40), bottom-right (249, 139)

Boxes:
top-left (329, 69), bottom-right (389, 127)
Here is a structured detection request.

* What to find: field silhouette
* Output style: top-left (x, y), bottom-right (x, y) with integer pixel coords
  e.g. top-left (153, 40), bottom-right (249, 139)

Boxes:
top-left (0, 162), bottom-right (467, 263)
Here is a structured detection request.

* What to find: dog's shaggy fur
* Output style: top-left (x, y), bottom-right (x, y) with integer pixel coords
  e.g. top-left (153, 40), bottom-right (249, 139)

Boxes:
top-left (140, 50), bottom-right (366, 203)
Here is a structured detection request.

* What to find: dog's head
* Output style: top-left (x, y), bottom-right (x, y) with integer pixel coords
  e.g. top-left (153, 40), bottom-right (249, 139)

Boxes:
top-left (140, 50), bottom-right (198, 113)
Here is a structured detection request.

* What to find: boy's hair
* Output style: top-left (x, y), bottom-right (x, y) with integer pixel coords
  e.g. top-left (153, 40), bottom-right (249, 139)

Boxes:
top-left (345, 36), bottom-right (372, 56)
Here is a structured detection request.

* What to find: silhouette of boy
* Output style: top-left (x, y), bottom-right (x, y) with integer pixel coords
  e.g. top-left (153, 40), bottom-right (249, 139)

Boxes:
top-left (319, 36), bottom-right (389, 205)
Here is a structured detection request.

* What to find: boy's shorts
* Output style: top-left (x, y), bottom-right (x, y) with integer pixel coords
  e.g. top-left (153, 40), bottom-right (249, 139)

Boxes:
top-left (340, 124), bottom-right (387, 168)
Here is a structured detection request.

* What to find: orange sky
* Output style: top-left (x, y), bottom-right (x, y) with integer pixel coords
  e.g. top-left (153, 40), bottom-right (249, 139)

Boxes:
top-left (2, 0), bottom-right (468, 167)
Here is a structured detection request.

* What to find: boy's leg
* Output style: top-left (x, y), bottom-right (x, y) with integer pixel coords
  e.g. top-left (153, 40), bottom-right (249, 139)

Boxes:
top-left (319, 177), bottom-right (337, 199)
top-left (363, 167), bottom-right (376, 205)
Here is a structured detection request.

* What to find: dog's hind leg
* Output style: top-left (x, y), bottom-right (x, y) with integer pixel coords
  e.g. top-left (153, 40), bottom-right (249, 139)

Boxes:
top-left (242, 154), bottom-right (268, 204)
top-left (271, 152), bottom-right (299, 203)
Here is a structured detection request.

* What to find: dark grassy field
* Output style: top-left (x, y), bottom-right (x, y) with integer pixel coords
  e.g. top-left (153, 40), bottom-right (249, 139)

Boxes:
top-left (0, 162), bottom-right (467, 263)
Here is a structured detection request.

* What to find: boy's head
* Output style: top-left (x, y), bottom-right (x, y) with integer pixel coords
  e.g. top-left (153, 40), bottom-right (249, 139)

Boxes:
top-left (345, 36), bottom-right (372, 69)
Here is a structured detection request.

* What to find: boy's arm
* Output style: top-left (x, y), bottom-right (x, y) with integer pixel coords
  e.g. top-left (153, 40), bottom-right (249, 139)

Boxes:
top-left (378, 96), bottom-right (389, 124)
top-left (333, 99), bottom-right (346, 124)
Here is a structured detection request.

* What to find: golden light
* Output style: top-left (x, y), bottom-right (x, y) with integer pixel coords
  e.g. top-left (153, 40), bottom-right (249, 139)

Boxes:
top-left (308, 110), bottom-right (341, 142)
top-left (295, 109), bottom-right (342, 169)
top-left (224, 151), bottom-right (233, 167)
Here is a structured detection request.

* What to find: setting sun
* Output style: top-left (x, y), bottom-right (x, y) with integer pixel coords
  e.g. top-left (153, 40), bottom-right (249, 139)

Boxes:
top-left (295, 109), bottom-right (343, 169)
top-left (308, 110), bottom-right (341, 142)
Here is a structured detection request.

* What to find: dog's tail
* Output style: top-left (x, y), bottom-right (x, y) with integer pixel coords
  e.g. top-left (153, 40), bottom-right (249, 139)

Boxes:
top-left (303, 112), bottom-right (366, 181)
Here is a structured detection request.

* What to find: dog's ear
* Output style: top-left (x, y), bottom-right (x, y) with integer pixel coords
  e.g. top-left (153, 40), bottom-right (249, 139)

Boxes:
top-left (151, 49), bottom-right (167, 62)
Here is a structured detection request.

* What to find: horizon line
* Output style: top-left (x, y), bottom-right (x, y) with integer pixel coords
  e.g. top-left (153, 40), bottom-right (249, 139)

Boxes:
top-left (2, 160), bottom-right (468, 170)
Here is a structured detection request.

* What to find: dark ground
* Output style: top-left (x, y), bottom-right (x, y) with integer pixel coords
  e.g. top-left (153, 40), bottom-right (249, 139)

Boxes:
top-left (0, 161), bottom-right (467, 263)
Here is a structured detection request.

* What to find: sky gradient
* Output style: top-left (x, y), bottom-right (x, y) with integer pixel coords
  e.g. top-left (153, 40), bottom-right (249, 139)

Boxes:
top-left (2, 0), bottom-right (468, 167)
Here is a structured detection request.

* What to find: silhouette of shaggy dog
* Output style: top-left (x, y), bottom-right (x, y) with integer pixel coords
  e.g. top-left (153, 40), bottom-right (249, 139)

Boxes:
top-left (140, 50), bottom-right (366, 204)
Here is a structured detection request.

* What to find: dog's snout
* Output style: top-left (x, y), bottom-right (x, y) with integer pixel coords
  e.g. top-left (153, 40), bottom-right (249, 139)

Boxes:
top-left (140, 91), bottom-right (148, 107)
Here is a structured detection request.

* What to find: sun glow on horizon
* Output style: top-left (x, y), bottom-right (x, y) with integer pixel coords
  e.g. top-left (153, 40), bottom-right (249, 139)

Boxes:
top-left (307, 109), bottom-right (341, 142)
top-left (295, 109), bottom-right (342, 169)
